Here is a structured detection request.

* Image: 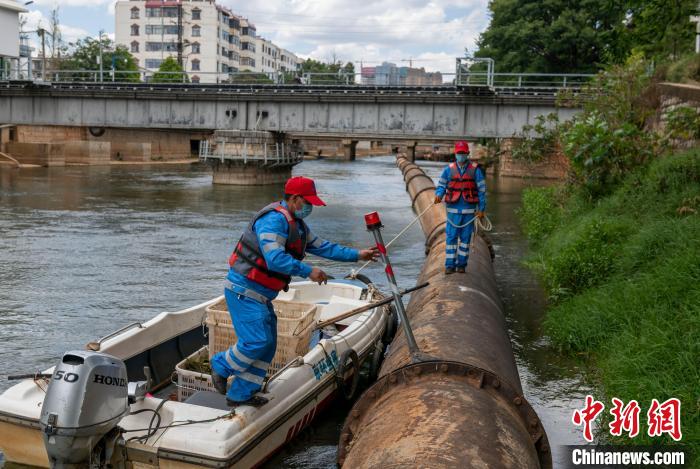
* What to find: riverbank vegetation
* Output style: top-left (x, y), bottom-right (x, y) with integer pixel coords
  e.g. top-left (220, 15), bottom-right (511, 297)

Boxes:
top-left (518, 59), bottom-right (700, 452)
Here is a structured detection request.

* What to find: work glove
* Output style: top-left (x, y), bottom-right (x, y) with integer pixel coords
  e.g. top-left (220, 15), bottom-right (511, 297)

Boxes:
top-left (476, 211), bottom-right (485, 220)
top-left (434, 196), bottom-right (442, 204)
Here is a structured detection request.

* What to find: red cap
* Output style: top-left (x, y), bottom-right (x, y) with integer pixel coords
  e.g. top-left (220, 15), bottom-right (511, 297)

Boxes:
top-left (284, 176), bottom-right (326, 206)
top-left (455, 141), bottom-right (470, 154)
top-left (364, 211), bottom-right (381, 227)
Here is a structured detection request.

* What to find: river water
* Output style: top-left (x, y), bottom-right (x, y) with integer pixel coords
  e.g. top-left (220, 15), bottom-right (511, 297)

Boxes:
top-left (0, 156), bottom-right (588, 467)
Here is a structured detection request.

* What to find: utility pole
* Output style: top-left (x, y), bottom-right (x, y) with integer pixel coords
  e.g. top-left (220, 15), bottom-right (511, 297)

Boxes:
top-left (692, 2), bottom-right (700, 53)
top-left (98, 29), bottom-right (104, 82)
top-left (39, 28), bottom-right (46, 81)
top-left (177, 2), bottom-right (183, 66)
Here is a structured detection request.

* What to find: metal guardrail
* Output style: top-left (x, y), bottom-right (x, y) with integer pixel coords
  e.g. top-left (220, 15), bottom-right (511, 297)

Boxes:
top-left (0, 68), bottom-right (595, 90)
top-left (199, 138), bottom-right (303, 166)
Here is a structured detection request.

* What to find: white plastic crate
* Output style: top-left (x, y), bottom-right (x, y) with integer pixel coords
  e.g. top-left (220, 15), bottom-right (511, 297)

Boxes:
top-left (174, 346), bottom-right (217, 401)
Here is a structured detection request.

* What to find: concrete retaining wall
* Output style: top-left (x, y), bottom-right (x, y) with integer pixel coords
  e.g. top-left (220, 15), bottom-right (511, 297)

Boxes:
top-left (5, 142), bottom-right (65, 166)
top-left (63, 141), bottom-right (111, 165)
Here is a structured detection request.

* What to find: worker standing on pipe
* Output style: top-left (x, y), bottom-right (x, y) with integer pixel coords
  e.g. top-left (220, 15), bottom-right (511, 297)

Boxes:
top-left (434, 141), bottom-right (487, 274)
top-left (210, 176), bottom-right (379, 407)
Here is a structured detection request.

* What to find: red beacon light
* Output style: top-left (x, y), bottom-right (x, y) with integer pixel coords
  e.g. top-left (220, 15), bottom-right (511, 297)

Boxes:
top-left (364, 211), bottom-right (382, 230)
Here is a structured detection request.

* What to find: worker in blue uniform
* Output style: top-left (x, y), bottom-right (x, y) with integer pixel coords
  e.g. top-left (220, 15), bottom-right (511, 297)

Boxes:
top-left (210, 176), bottom-right (379, 407)
top-left (434, 141), bottom-right (487, 274)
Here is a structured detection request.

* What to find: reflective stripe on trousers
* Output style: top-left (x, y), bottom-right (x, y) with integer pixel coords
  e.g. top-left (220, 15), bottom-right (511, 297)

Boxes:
top-left (210, 288), bottom-right (277, 401)
top-left (445, 207), bottom-right (476, 268)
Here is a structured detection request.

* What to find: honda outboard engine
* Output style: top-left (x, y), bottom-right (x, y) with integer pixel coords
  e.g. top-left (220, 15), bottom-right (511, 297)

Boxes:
top-left (40, 350), bottom-right (130, 468)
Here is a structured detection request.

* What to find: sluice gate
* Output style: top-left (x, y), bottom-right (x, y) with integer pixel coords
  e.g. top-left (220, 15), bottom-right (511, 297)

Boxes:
top-left (337, 156), bottom-right (551, 468)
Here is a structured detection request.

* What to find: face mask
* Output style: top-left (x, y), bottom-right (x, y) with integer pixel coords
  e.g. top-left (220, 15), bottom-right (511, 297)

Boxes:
top-left (294, 203), bottom-right (313, 219)
top-left (455, 153), bottom-right (469, 164)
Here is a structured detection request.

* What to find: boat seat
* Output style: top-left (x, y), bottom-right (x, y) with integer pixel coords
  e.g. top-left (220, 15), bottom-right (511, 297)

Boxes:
top-left (184, 391), bottom-right (230, 411)
top-left (275, 288), bottom-right (299, 302)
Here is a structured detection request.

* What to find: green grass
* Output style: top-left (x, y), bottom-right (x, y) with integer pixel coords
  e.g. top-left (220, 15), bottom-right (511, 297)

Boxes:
top-left (520, 149), bottom-right (700, 455)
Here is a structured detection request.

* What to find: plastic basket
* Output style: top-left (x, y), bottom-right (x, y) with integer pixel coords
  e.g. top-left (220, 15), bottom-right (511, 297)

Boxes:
top-left (205, 297), bottom-right (317, 376)
top-left (174, 346), bottom-right (217, 401)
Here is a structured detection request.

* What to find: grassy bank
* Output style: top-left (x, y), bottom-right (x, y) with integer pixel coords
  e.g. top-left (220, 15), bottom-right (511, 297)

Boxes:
top-left (520, 149), bottom-right (700, 451)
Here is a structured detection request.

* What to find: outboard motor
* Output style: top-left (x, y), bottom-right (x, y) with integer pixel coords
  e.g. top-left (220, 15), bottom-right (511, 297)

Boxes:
top-left (40, 351), bottom-right (130, 468)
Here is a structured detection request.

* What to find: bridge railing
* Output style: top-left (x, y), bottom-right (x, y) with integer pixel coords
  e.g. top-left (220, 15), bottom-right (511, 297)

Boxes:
top-left (0, 67), bottom-right (595, 90)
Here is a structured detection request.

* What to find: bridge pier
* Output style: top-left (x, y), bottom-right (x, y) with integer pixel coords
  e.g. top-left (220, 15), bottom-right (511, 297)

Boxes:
top-left (342, 139), bottom-right (358, 161)
top-left (406, 141), bottom-right (418, 162)
top-left (200, 130), bottom-right (303, 186)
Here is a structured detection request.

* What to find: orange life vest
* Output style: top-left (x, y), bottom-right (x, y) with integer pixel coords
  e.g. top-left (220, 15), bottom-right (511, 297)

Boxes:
top-left (445, 162), bottom-right (479, 204)
top-left (228, 202), bottom-right (307, 291)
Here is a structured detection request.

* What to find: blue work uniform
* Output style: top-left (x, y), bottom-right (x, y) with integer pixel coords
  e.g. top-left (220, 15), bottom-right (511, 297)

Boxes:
top-left (211, 200), bottom-right (359, 402)
top-left (435, 162), bottom-right (487, 269)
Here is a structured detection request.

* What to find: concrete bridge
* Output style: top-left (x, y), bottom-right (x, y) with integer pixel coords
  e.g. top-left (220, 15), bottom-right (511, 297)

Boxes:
top-left (0, 82), bottom-right (580, 143)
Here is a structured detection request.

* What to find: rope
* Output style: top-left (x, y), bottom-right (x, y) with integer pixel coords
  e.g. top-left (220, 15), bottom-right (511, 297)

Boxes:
top-left (349, 204), bottom-right (433, 279)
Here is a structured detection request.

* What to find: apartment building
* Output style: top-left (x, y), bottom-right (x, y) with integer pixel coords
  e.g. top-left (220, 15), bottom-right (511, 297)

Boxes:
top-left (115, 0), bottom-right (242, 83)
top-left (115, 0), bottom-right (299, 82)
top-left (238, 17), bottom-right (257, 72)
top-left (255, 37), bottom-right (301, 75)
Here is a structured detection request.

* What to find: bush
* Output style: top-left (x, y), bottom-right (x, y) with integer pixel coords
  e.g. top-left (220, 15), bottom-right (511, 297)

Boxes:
top-left (527, 150), bottom-right (700, 451)
top-left (519, 186), bottom-right (564, 243)
top-left (511, 113), bottom-right (560, 163)
top-left (665, 53), bottom-right (700, 84)
top-left (539, 216), bottom-right (631, 299)
top-left (665, 106), bottom-right (700, 140)
top-left (563, 113), bottom-right (655, 198)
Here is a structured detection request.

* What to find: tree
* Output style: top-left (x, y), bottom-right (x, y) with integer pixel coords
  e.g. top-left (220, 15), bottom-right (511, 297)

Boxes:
top-left (475, 0), bottom-right (700, 73)
top-left (623, 0), bottom-right (698, 60)
top-left (151, 57), bottom-right (189, 83)
top-left (475, 0), bottom-right (629, 73)
top-left (61, 37), bottom-right (139, 82)
top-left (297, 58), bottom-right (355, 84)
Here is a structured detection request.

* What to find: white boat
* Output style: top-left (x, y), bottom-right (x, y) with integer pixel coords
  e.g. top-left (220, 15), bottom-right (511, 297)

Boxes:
top-left (0, 279), bottom-right (391, 468)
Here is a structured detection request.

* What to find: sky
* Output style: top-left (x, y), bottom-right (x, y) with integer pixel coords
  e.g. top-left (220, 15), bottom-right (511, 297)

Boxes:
top-left (19, 0), bottom-right (491, 74)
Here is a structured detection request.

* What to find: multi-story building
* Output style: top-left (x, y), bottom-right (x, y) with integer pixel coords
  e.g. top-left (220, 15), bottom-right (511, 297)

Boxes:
top-left (238, 17), bottom-right (257, 72)
top-left (0, 0), bottom-right (27, 79)
top-left (115, 0), bottom-right (242, 83)
top-left (116, 1), bottom-right (299, 82)
top-left (255, 37), bottom-right (301, 75)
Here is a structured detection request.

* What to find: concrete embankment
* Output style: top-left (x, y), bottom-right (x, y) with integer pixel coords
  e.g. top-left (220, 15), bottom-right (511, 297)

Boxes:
top-left (337, 156), bottom-right (551, 468)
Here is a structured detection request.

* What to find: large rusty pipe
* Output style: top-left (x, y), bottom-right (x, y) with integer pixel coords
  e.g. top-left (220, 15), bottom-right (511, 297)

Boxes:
top-left (338, 157), bottom-right (551, 468)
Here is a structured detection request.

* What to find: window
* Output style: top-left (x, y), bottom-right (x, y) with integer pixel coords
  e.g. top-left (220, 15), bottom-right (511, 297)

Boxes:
top-left (162, 7), bottom-right (178, 17)
top-left (191, 75), bottom-right (200, 83)
top-left (191, 42), bottom-right (200, 54)
top-left (191, 59), bottom-right (200, 71)
top-left (130, 41), bottom-right (139, 53)
top-left (146, 7), bottom-right (161, 17)
top-left (145, 25), bottom-right (180, 35)
top-left (130, 7), bottom-right (139, 19)
top-left (130, 24), bottom-right (139, 36)
top-left (222, 46), bottom-right (227, 56)
top-left (145, 59), bottom-right (163, 69)
top-left (191, 8), bottom-right (201, 20)
top-left (192, 25), bottom-right (201, 37)
top-left (146, 42), bottom-right (178, 52)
